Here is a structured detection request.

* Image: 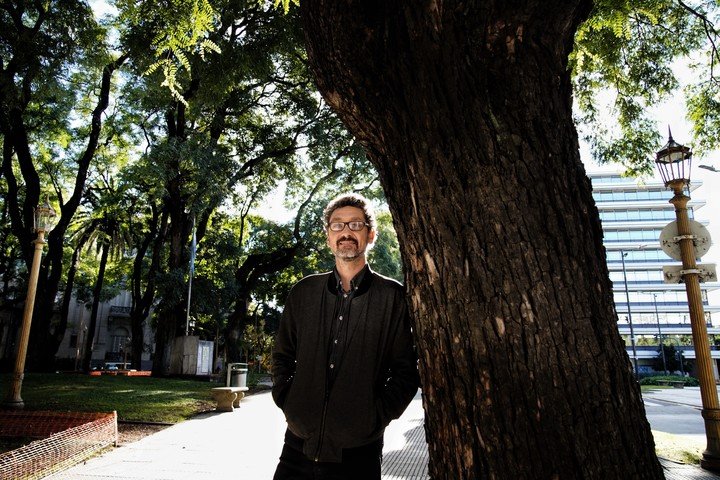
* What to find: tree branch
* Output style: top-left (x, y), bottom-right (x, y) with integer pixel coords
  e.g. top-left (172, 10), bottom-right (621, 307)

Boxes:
top-left (678, 0), bottom-right (720, 80)
top-left (56, 53), bottom-right (129, 237)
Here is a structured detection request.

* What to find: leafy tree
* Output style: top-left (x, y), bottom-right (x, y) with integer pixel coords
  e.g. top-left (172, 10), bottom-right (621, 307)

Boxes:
top-left (113, 0), bottom-right (381, 374)
top-left (368, 211), bottom-right (403, 283)
top-left (241, 317), bottom-right (274, 372)
top-left (656, 343), bottom-right (680, 373)
top-left (572, 0), bottom-right (720, 172)
top-left (0, 186), bottom-right (23, 316)
top-left (72, 180), bottom-right (131, 372)
top-left (0, 1), bottom-right (128, 370)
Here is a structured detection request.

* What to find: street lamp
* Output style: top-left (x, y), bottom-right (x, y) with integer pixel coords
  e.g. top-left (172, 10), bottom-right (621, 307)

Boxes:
top-left (699, 165), bottom-right (720, 173)
top-left (651, 292), bottom-right (668, 375)
top-left (3, 196), bottom-right (57, 409)
top-left (656, 130), bottom-right (720, 471)
top-left (619, 249), bottom-right (639, 376)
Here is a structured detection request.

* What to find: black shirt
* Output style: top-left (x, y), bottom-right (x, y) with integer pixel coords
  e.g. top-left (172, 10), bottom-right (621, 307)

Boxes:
top-left (326, 266), bottom-right (368, 386)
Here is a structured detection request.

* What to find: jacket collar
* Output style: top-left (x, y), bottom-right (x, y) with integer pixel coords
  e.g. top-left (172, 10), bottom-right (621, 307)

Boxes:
top-left (327, 264), bottom-right (373, 296)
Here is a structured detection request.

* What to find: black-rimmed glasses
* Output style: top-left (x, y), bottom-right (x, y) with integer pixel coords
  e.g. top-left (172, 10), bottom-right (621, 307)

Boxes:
top-left (327, 221), bottom-right (369, 232)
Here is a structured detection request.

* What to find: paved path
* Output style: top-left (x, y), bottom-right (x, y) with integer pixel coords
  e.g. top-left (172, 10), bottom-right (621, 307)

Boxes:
top-left (44, 388), bottom-right (720, 480)
top-left (45, 389), bottom-right (427, 480)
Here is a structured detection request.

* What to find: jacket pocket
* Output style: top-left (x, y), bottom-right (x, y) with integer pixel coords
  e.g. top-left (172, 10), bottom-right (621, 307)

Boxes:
top-left (272, 376), bottom-right (293, 409)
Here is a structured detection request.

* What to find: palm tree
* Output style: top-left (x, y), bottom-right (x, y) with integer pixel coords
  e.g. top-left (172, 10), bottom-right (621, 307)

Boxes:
top-left (75, 181), bottom-right (131, 372)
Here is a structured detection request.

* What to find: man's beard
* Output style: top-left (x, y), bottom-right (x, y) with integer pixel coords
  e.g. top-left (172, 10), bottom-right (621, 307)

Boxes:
top-left (334, 237), bottom-right (364, 261)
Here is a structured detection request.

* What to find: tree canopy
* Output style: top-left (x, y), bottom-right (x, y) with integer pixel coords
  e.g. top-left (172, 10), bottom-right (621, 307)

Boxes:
top-left (572, 0), bottom-right (720, 174)
top-left (0, 0), bottom-right (390, 373)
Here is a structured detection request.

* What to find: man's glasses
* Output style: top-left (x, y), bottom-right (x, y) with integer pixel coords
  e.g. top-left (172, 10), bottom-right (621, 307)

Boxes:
top-left (327, 221), bottom-right (369, 232)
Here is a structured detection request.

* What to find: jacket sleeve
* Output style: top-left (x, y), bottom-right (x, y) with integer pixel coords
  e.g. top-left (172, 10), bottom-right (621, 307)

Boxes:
top-left (377, 294), bottom-right (420, 427)
top-left (272, 294), bottom-right (297, 410)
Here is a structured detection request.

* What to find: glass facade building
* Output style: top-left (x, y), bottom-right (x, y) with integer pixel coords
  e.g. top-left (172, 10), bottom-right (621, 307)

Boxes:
top-left (590, 171), bottom-right (720, 376)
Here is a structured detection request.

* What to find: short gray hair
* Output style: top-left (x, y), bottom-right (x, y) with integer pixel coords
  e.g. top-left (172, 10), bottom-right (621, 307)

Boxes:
top-left (323, 193), bottom-right (376, 231)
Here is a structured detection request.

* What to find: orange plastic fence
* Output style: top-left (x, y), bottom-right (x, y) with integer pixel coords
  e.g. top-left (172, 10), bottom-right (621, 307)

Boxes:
top-left (0, 410), bottom-right (117, 480)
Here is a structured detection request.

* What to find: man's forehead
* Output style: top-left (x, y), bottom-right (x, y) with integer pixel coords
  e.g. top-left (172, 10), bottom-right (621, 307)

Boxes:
top-left (329, 206), bottom-right (365, 220)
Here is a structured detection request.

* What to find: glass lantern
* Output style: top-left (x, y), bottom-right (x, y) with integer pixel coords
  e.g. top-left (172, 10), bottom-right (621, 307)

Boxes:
top-left (655, 129), bottom-right (692, 187)
top-left (33, 196), bottom-right (57, 234)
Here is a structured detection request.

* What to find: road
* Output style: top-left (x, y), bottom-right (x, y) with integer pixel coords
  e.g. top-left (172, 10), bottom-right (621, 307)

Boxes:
top-left (643, 386), bottom-right (709, 459)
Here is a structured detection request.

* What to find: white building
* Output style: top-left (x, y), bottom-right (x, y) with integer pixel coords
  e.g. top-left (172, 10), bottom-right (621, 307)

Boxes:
top-left (590, 171), bottom-right (720, 376)
top-left (54, 290), bottom-right (155, 371)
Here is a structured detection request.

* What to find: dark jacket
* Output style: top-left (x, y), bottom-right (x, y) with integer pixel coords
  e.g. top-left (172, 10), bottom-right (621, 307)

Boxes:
top-left (272, 266), bottom-right (419, 462)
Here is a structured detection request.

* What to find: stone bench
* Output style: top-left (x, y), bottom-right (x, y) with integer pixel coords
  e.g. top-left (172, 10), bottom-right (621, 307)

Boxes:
top-left (210, 387), bottom-right (249, 412)
top-left (670, 381), bottom-right (685, 388)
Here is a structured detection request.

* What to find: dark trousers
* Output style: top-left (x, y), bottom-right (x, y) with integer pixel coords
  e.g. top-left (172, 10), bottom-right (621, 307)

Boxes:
top-left (273, 432), bottom-right (383, 480)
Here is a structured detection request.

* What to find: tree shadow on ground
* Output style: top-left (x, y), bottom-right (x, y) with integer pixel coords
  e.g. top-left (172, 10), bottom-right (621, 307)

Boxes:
top-left (382, 419), bottom-right (429, 479)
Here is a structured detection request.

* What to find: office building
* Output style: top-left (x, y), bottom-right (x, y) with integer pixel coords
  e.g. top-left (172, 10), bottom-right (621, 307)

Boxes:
top-left (590, 171), bottom-right (720, 376)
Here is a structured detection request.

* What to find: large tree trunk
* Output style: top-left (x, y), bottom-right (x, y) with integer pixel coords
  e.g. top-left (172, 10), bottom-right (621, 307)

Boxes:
top-left (82, 241), bottom-right (110, 373)
top-left (151, 201), bottom-right (191, 376)
top-left (301, 1), bottom-right (663, 479)
top-left (27, 237), bottom-right (63, 371)
top-left (130, 207), bottom-right (167, 370)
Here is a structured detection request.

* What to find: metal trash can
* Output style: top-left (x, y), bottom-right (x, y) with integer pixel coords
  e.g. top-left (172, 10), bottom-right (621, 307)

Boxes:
top-left (226, 362), bottom-right (248, 388)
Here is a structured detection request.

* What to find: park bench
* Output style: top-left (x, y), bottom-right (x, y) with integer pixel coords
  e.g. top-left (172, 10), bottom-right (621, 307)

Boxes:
top-left (670, 381), bottom-right (685, 388)
top-left (210, 387), bottom-right (249, 412)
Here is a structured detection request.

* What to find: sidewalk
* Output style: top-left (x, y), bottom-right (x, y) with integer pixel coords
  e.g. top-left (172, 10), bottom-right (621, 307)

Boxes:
top-left (45, 389), bottom-right (427, 480)
top-left (44, 389), bottom-right (719, 480)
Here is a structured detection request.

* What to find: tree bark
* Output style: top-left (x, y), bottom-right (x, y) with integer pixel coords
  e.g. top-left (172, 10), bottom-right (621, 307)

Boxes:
top-left (300, 1), bottom-right (663, 478)
top-left (82, 239), bottom-right (110, 373)
top-left (130, 205), bottom-right (167, 370)
top-left (58, 225), bottom-right (95, 366)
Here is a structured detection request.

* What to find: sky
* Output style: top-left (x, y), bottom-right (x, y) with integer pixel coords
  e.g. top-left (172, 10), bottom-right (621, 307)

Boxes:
top-left (581, 85), bottom-right (720, 273)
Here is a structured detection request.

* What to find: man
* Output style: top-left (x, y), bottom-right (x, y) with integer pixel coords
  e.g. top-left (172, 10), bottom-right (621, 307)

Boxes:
top-left (272, 193), bottom-right (420, 480)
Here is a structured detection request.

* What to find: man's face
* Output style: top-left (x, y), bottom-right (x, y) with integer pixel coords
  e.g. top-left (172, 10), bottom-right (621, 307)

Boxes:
top-left (326, 206), bottom-right (375, 262)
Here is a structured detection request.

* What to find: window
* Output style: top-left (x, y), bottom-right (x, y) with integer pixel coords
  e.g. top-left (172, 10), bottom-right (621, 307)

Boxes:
top-left (110, 327), bottom-right (130, 353)
top-left (593, 189), bottom-right (670, 202)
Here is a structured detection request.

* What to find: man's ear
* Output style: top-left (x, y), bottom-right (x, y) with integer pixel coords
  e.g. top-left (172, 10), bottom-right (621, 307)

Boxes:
top-left (368, 228), bottom-right (376, 245)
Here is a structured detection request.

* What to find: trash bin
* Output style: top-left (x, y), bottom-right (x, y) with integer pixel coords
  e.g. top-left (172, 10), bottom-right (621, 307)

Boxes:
top-left (226, 362), bottom-right (248, 388)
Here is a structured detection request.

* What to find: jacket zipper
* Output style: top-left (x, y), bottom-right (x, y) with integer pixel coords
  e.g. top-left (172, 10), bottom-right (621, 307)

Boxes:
top-left (314, 286), bottom-right (345, 461)
top-left (314, 387), bottom-right (330, 461)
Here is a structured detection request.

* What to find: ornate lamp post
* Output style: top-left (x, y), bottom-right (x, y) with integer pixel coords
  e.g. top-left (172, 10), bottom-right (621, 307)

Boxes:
top-left (656, 130), bottom-right (720, 471)
top-left (3, 197), bottom-right (57, 409)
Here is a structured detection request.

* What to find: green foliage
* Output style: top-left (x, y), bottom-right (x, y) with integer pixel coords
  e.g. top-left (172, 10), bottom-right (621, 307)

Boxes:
top-left (653, 343), bottom-right (691, 373)
top-left (117, 0), bottom-right (220, 105)
top-left (241, 318), bottom-right (274, 372)
top-left (638, 375), bottom-right (700, 386)
top-left (368, 211), bottom-right (403, 283)
top-left (0, 0), bottom-right (381, 370)
top-left (571, 0), bottom-right (720, 170)
top-left (271, 0), bottom-right (299, 14)
top-left (686, 80), bottom-right (720, 154)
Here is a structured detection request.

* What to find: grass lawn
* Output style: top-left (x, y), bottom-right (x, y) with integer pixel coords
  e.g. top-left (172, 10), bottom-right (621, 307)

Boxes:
top-left (0, 373), bottom-right (216, 423)
top-left (640, 384), bottom-right (702, 464)
top-left (640, 384), bottom-right (672, 393)
top-left (653, 430), bottom-right (703, 465)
